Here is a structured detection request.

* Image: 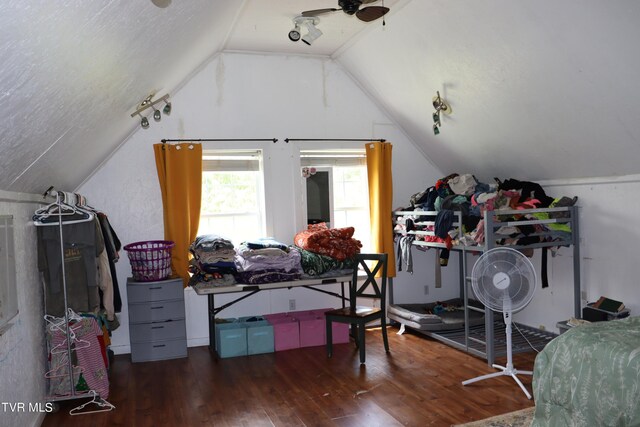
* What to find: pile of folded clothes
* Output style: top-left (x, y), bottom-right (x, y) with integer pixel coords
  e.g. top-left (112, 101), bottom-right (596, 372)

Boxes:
top-left (234, 238), bottom-right (303, 284)
top-left (188, 234), bottom-right (237, 287)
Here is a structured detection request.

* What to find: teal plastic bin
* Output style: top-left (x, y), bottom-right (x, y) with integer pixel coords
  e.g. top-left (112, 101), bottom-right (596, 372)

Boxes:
top-left (215, 319), bottom-right (248, 358)
top-left (239, 316), bottom-right (275, 355)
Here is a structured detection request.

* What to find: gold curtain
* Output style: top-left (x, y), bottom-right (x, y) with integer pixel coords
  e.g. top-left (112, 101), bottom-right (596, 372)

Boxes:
top-left (153, 142), bottom-right (203, 287)
top-left (365, 141), bottom-right (396, 277)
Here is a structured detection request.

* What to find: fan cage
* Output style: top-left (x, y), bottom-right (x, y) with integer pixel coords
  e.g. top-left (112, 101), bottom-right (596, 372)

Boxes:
top-left (471, 247), bottom-right (536, 313)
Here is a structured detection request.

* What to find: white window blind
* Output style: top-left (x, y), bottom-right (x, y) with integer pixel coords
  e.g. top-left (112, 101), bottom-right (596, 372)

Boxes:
top-left (202, 150), bottom-right (261, 172)
top-left (300, 149), bottom-right (366, 167)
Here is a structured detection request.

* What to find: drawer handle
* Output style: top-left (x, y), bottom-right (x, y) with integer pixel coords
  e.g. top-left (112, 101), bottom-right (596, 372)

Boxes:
top-left (152, 344), bottom-right (166, 348)
top-left (151, 326), bottom-right (165, 330)
top-left (150, 306), bottom-right (164, 310)
top-left (149, 286), bottom-right (162, 290)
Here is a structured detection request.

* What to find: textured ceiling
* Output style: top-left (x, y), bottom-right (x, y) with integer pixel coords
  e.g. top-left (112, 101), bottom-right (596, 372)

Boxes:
top-left (1, 0), bottom-right (640, 194)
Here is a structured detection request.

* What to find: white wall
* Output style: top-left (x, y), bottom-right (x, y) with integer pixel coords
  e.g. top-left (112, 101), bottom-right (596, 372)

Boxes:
top-left (0, 191), bottom-right (47, 427)
top-left (514, 175), bottom-right (640, 332)
top-left (79, 52), bottom-right (440, 353)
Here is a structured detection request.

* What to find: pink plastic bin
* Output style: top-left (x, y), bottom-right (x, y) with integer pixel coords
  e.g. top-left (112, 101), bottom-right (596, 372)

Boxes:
top-left (267, 316), bottom-right (300, 351)
top-left (315, 307), bottom-right (350, 344)
top-left (297, 313), bottom-right (325, 347)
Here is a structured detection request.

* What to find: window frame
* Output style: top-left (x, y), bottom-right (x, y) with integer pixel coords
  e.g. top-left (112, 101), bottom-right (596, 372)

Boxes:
top-left (198, 149), bottom-right (266, 245)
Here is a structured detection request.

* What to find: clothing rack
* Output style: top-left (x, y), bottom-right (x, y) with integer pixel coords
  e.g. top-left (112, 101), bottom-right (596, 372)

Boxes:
top-left (34, 189), bottom-right (114, 414)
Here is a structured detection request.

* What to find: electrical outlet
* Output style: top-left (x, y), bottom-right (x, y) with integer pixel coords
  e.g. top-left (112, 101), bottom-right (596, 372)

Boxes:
top-left (289, 299), bottom-right (296, 311)
top-left (424, 285), bottom-right (429, 295)
top-left (581, 290), bottom-right (588, 301)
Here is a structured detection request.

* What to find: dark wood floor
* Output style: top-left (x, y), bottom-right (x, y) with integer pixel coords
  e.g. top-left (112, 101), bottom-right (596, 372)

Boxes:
top-left (42, 326), bottom-right (536, 427)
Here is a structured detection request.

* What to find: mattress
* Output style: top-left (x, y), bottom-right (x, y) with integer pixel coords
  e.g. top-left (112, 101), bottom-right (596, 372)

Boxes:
top-left (388, 298), bottom-right (485, 332)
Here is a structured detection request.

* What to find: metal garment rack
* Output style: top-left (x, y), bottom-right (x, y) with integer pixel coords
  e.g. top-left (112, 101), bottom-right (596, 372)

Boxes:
top-left (34, 190), bottom-right (115, 413)
top-left (391, 206), bottom-right (581, 365)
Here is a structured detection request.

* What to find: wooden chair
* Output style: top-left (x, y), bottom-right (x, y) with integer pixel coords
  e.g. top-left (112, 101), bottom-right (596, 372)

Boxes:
top-left (325, 253), bottom-right (389, 364)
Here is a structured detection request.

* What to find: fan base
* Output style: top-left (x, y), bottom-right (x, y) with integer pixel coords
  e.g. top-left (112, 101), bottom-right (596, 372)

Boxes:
top-left (462, 364), bottom-right (533, 399)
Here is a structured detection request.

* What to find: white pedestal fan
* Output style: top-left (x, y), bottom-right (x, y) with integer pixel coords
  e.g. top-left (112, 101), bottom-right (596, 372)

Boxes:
top-left (462, 247), bottom-right (536, 399)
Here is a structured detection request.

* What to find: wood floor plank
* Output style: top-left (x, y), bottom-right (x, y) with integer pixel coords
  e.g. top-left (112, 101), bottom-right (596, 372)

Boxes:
top-left (42, 326), bottom-right (537, 427)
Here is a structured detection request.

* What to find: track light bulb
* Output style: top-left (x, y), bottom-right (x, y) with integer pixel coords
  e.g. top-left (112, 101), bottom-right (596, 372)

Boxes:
top-left (163, 101), bottom-right (172, 115)
top-left (141, 116), bottom-right (149, 129)
top-left (153, 107), bottom-right (161, 122)
top-left (302, 22), bottom-right (323, 45)
top-left (433, 124), bottom-right (440, 135)
top-left (289, 25), bottom-right (301, 42)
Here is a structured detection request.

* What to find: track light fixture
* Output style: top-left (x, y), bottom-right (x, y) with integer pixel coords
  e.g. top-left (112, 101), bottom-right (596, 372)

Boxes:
top-left (138, 113), bottom-right (150, 129)
top-left (130, 94), bottom-right (170, 129)
top-left (432, 91), bottom-right (451, 136)
top-left (288, 16), bottom-right (322, 45)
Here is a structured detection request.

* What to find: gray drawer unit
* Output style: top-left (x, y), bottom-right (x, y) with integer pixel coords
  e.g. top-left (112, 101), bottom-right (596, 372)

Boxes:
top-left (127, 277), bottom-right (187, 362)
top-left (129, 319), bottom-right (187, 343)
top-left (130, 339), bottom-right (187, 363)
top-left (127, 278), bottom-right (184, 303)
top-left (128, 299), bottom-right (185, 324)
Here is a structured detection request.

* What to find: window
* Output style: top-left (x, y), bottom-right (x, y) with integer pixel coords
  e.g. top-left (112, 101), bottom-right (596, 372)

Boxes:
top-left (301, 150), bottom-right (371, 251)
top-left (0, 215), bottom-right (17, 333)
top-left (199, 150), bottom-right (265, 246)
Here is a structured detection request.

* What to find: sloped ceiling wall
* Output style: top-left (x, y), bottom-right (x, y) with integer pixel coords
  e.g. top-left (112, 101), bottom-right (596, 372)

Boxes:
top-left (0, 0), bottom-right (240, 194)
top-left (1, 0), bottom-right (640, 194)
top-left (336, 0), bottom-right (640, 182)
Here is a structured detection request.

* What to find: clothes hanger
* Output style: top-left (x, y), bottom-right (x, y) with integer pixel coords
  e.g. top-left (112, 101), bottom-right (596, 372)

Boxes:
top-left (44, 357), bottom-right (82, 379)
top-left (44, 314), bottom-right (67, 333)
top-left (33, 191), bottom-right (95, 226)
top-left (67, 308), bottom-right (84, 322)
top-left (69, 390), bottom-right (115, 415)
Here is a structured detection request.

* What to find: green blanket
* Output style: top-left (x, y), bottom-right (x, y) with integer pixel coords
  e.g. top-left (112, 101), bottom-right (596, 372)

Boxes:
top-left (532, 316), bottom-right (640, 426)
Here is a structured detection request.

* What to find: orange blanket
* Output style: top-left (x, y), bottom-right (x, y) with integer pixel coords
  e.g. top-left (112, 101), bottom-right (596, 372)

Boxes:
top-left (294, 223), bottom-right (362, 261)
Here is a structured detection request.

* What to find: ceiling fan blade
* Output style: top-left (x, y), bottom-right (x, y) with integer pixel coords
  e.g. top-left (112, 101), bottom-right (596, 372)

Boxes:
top-left (301, 8), bottom-right (339, 17)
top-left (356, 6), bottom-right (389, 22)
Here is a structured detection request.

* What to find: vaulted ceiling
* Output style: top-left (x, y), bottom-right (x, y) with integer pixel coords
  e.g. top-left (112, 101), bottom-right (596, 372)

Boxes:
top-left (2, 0), bottom-right (640, 194)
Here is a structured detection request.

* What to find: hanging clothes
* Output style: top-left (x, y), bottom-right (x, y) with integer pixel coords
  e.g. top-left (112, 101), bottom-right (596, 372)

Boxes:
top-left (38, 219), bottom-right (102, 316)
top-left (97, 212), bottom-right (122, 313)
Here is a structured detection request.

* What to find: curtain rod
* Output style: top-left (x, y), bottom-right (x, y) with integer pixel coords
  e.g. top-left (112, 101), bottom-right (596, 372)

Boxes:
top-left (284, 138), bottom-right (386, 143)
top-left (161, 138), bottom-right (278, 143)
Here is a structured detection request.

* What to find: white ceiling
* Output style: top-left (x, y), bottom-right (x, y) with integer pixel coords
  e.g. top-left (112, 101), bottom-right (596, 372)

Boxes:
top-left (1, 0), bottom-right (640, 194)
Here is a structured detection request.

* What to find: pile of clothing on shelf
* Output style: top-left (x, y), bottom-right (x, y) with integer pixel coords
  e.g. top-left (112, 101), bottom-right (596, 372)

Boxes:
top-left (395, 173), bottom-right (578, 268)
top-left (293, 223), bottom-right (361, 276)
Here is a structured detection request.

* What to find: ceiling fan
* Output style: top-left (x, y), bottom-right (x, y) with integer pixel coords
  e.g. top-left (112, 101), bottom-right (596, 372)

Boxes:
top-left (301, 0), bottom-right (389, 23)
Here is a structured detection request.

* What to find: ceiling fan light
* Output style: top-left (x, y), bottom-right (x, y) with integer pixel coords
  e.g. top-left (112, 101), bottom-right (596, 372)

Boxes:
top-left (289, 25), bottom-right (301, 42)
top-left (302, 22), bottom-right (323, 45)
